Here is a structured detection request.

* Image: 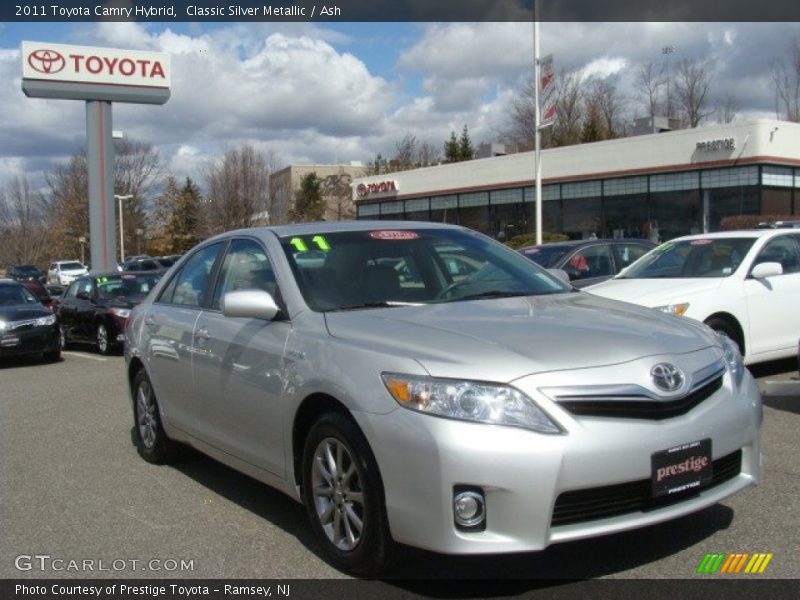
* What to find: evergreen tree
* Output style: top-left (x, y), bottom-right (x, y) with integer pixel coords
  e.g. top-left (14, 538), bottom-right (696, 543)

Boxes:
top-left (457, 124), bottom-right (474, 160)
top-left (444, 131), bottom-right (459, 162)
top-left (290, 173), bottom-right (325, 223)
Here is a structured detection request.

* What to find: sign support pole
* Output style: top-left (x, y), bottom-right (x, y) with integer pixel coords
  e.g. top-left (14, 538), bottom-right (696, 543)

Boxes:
top-left (533, 3), bottom-right (542, 245)
top-left (86, 100), bottom-right (116, 271)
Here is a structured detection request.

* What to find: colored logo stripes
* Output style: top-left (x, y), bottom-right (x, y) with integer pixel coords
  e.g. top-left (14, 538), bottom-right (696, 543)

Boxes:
top-left (696, 552), bottom-right (773, 574)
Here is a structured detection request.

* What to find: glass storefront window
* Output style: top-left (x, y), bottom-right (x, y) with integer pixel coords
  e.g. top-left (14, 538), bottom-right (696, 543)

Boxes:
top-left (602, 194), bottom-right (651, 239)
top-left (707, 186), bottom-right (759, 231)
top-left (762, 187), bottom-right (792, 216)
top-left (430, 195), bottom-right (458, 223)
top-left (651, 190), bottom-right (701, 241)
top-left (562, 196), bottom-right (601, 239)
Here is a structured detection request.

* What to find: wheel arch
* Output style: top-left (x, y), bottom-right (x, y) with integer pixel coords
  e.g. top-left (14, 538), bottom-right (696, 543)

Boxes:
top-left (127, 356), bottom-right (146, 404)
top-left (291, 392), bottom-right (356, 489)
top-left (704, 311), bottom-right (746, 356)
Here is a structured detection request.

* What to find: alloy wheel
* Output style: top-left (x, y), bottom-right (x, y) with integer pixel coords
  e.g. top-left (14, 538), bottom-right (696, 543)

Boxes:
top-left (311, 437), bottom-right (365, 551)
top-left (136, 380), bottom-right (158, 449)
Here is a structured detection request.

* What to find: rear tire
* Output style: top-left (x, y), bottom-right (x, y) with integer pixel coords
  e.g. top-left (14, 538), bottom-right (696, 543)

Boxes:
top-left (132, 369), bottom-right (174, 464)
top-left (302, 412), bottom-right (394, 577)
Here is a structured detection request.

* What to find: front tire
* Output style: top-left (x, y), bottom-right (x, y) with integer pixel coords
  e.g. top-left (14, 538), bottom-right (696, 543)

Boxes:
top-left (96, 323), bottom-right (110, 355)
top-left (132, 369), bottom-right (174, 464)
top-left (302, 412), bottom-right (393, 577)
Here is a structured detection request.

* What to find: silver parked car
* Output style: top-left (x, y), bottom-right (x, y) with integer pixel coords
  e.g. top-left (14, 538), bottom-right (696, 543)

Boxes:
top-left (125, 222), bottom-right (762, 576)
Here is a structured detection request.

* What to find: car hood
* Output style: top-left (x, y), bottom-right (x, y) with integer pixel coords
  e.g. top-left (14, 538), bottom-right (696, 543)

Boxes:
top-left (0, 305), bottom-right (52, 321)
top-left (585, 277), bottom-right (724, 306)
top-left (324, 293), bottom-right (717, 382)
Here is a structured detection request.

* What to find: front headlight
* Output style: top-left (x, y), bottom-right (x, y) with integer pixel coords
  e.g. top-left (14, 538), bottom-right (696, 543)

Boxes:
top-left (34, 314), bottom-right (57, 327)
top-left (382, 373), bottom-right (563, 434)
top-left (719, 333), bottom-right (745, 389)
top-left (654, 302), bottom-right (690, 316)
top-left (108, 308), bottom-right (131, 319)
top-left (0, 320), bottom-right (7, 331)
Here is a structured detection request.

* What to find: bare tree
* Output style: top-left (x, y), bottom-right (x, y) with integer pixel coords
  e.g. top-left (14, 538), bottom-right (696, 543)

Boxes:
top-left (583, 77), bottom-right (622, 140)
top-left (43, 154), bottom-right (91, 262)
top-left (202, 144), bottom-right (273, 235)
top-left (772, 39), bottom-right (800, 122)
top-left (674, 58), bottom-right (715, 128)
top-left (502, 78), bottom-right (537, 150)
top-left (0, 176), bottom-right (49, 267)
top-left (547, 69), bottom-right (585, 147)
top-left (716, 92), bottom-right (740, 124)
top-left (635, 62), bottom-right (664, 118)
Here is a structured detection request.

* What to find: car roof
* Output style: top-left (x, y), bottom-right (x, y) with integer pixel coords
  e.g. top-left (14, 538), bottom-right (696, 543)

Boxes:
top-left (667, 229), bottom-right (792, 242)
top-left (206, 220), bottom-right (463, 242)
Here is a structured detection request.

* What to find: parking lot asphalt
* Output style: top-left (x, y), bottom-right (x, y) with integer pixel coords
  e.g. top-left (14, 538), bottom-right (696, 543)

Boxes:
top-left (0, 351), bottom-right (798, 582)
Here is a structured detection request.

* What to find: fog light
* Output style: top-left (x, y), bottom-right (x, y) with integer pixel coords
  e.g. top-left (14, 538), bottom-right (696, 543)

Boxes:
top-left (453, 490), bottom-right (485, 529)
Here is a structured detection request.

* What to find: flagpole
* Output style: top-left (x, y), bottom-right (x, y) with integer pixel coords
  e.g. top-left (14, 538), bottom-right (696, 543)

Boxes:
top-left (534, 2), bottom-right (542, 245)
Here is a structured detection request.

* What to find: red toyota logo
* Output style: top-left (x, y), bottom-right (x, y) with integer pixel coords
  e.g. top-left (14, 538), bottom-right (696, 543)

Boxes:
top-left (356, 183), bottom-right (367, 197)
top-left (27, 49), bottom-right (66, 74)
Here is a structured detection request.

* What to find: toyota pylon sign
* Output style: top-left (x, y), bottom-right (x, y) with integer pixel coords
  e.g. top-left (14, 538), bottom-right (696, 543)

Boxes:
top-left (22, 41), bottom-right (170, 104)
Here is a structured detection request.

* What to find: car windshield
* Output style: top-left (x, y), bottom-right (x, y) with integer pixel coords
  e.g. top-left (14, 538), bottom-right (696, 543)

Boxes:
top-left (95, 274), bottom-right (160, 300)
top-left (60, 262), bottom-right (84, 270)
top-left (281, 228), bottom-right (570, 312)
top-left (620, 237), bottom-right (756, 279)
top-left (15, 265), bottom-right (41, 276)
top-left (519, 245), bottom-right (572, 268)
top-left (0, 284), bottom-right (40, 306)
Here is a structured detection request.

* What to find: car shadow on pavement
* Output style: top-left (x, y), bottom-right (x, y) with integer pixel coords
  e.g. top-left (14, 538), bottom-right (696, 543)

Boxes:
top-left (763, 395), bottom-right (800, 415)
top-left (159, 441), bottom-right (322, 557)
top-left (150, 432), bottom-right (735, 584)
top-left (749, 357), bottom-right (797, 379)
top-left (0, 355), bottom-right (62, 370)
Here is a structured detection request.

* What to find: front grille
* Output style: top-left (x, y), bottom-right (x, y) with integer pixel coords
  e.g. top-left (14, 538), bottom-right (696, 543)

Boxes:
top-left (557, 375), bottom-right (723, 420)
top-left (551, 450), bottom-right (742, 527)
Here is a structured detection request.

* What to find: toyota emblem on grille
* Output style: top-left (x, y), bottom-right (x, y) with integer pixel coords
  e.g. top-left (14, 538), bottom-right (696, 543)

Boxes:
top-left (651, 363), bottom-right (684, 392)
top-left (28, 49), bottom-right (66, 74)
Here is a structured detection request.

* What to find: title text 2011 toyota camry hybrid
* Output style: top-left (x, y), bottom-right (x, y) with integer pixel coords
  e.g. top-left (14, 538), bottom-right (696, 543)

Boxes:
top-left (124, 222), bottom-right (762, 576)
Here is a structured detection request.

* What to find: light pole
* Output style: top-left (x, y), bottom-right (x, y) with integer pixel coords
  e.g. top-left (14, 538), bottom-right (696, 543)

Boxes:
top-left (115, 194), bottom-right (133, 263)
top-left (78, 236), bottom-right (87, 265)
top-left (662, 45), bottom-right (676, 118)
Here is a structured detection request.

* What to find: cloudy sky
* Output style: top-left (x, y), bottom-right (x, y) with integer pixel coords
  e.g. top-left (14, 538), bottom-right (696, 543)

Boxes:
top-left (2, 21), bottom-right (800, 192)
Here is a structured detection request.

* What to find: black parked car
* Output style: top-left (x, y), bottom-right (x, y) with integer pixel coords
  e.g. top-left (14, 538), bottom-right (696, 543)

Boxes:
top-left (0, 279), bottom-right (60, 362)
top-left (519, 238), bottom-right (656, 288)
top-left (58, 272), bottom-right (161, 355)
top-left (118, 258), bottom-right (171, 273)
top-left (7, 264), bottom-right (46, 283)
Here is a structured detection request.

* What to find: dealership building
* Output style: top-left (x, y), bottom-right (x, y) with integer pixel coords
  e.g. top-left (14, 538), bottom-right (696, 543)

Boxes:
top-left (352, 119), bottom-right (800, 242)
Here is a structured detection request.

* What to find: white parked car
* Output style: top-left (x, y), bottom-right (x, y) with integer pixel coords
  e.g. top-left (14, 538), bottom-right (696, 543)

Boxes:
top-left (587, 229), bottom-right (800, 365)
top-left (47, 260), bottom-right (88, 285)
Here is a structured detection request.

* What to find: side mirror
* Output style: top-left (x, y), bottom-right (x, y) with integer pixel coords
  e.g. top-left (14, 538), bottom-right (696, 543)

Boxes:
top-left (751, 262), bottom-right (783, 279)
top-left (222, 289), bottom-right (280, 321)
top-left (548, 268), bottom-right (571, 284)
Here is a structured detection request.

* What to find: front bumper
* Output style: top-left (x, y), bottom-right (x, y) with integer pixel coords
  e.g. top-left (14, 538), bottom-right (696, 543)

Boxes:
top-left (0, 324), bottom-right (60, 357)
top-left (355, 368), bottom-right (762, 555)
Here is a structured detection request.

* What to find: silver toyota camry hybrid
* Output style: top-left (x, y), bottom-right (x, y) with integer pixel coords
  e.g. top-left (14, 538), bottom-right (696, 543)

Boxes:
top-left (124, 221), bottom-right (762, 576)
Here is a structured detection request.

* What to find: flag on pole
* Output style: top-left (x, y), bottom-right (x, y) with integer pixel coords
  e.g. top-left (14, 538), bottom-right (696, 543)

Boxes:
top-left (539, 54), bottom-right (556, 129)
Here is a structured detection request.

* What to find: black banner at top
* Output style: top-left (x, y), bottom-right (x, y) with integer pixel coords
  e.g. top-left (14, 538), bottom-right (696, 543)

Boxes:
top-left (4, 0), bottom-right (800, 22)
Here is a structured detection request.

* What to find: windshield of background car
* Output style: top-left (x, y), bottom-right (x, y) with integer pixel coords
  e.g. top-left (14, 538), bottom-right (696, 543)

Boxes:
top-left (519, 245), bottom-right (571, 267)
top-left (95, 274), bottom-right (160, 300)
top-left (281, 228), bottom-right (570, 311)
top-left (620, 238), bottom-right (756, 279)
top-left (0, 284), bottom-right (40, 306)
top-left (15, 265), bottom-right (41, 276)
top-left (60, 262), bottom-right (84, 270)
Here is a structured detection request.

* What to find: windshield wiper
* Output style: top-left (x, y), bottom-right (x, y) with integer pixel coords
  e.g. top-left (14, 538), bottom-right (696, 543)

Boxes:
top-left (335, 301), bottom-right (424, 311)
top-left (454, 291), bottom-right (530, 301)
